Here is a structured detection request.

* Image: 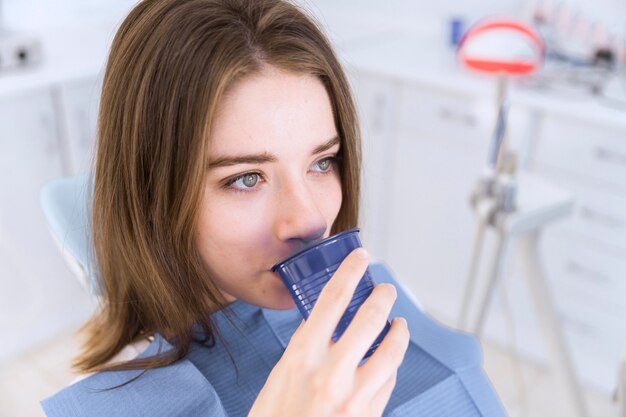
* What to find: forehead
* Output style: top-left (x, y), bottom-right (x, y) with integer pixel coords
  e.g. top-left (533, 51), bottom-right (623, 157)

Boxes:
top-left (208, 66), bottom-right (337, 155)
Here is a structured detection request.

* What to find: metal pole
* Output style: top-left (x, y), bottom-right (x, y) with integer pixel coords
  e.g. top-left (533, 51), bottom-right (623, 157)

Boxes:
top-left (471, 229), bottom-right (510, 337)
top-left (519, 231), bottom-right (589, 417)
top-left (458, 219), bottom-right (487, 330)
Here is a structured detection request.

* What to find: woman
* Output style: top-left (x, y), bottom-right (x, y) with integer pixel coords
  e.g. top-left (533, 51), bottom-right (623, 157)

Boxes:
top-left (42, 1), bottom-right (504, 416)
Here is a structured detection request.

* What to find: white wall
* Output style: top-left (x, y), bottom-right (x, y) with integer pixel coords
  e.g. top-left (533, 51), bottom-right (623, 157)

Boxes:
top-left (296, 0), bottom-right (625, 56)
top-left (4, 0), bottom-right (624, 40)
top-left (3, 0), bottom-right (137, 30)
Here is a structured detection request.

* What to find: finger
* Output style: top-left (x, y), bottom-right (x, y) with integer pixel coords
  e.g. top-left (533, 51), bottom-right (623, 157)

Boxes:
top-left (367, 370), bottom-right (397, 417)
top-left (302, 248), bottom-right (370, 344)
top-left (339, 369), bottom-right (398, 417)
top-left (332, 283), bottom-right (397, 368)
top-left (348, 317), bottom-right (409, 409)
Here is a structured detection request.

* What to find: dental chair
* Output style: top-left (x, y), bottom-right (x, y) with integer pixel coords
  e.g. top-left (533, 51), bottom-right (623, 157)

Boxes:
top-left (40, 175), bottom-right (507, 416)
top-left (40, 175), bottom-right (98, 296)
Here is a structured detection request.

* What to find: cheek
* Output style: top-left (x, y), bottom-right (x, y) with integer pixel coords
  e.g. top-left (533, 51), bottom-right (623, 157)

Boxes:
top-left (196, 190), bottom-right (279, 275)
top-left (197, 198), bottom-right (267, 251)
top-left (321, 176), bottom-right (343, 226)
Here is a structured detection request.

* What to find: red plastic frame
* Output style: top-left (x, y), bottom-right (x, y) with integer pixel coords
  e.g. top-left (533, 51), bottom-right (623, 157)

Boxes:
top-left (457, 19), bottom-right (545, 75)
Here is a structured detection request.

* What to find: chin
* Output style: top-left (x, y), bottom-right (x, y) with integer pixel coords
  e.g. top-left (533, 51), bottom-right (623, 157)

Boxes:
top-left (237, 281), bottom-right (296, 311)
top-left (272, 296), bottom-right (297, 310)
top-left (260, 287), bottom-right (297, 310)
top-left (263, 272), bottom-right (297, 310)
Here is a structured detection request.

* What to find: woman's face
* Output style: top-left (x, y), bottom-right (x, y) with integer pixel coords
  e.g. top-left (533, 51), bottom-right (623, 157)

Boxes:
top-left (196, 65), bottom-right (343, 310)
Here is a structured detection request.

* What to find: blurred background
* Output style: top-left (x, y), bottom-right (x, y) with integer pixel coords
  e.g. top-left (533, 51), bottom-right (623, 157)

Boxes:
top-left (1, 0), bottom-right (626, 416)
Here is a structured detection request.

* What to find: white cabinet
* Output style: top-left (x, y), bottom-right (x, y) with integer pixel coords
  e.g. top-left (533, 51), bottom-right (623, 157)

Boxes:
top-left (0, 90), bottom-right (64, 263)
top-left (534, 117), bottom-right (626, 190)
top-left (350, 70), bottom-right (401, 259)
top-left (529, 115), bottom-right (626, 391)
top-left (0, 88), bottom-right (95, 361)
top-left (58, 77), bottom-right (102, 175)
top-left (354, 72), bottom-right (492, 321)
top-left (349, 66), bottom-right (626, 393)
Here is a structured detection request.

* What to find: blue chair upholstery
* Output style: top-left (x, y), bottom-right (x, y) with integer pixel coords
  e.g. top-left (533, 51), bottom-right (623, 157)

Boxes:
top-left (40, 175), bottom-right (99, 295)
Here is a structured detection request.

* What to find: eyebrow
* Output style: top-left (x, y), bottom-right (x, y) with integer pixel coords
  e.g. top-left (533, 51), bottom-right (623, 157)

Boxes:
top-left (208, 135), bottom-right (340, 169)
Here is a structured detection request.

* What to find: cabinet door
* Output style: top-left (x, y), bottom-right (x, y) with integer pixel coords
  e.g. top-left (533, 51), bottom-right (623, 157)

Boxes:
top-left (57, 76), bottom-right (102, 175)
top-left (383, 85), bottom-right (487, 321)
top-left (348, 69), bottom-right (401, 259)
top-left (0, 90), bottom-right (94, 361)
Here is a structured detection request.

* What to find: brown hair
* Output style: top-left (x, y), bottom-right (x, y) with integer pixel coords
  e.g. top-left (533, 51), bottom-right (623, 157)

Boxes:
top-left (76, 0), bottom-right (361, 373)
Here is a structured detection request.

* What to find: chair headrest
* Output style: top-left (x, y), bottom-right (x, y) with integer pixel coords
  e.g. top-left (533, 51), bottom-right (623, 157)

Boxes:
top-left (40, 175), bottom-right (100, 295)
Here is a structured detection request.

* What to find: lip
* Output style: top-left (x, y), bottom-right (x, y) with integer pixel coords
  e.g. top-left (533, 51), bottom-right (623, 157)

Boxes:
top-left (269, 270), bottom-right (282, 280)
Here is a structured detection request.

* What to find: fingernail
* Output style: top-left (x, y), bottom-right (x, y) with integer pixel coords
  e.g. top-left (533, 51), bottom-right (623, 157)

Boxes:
top-left (355, 248), bottom-right (369, 259)
top-left (395, 317), bottom-right (407, 326)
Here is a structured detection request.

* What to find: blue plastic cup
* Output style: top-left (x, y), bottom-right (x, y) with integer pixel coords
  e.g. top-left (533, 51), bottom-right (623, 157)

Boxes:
top-left (271, 227), bottom-right (390, 359)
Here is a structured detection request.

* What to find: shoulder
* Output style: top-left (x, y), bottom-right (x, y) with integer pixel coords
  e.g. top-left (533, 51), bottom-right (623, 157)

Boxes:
top-left (369, 262), bottom-right (482, 368)
top-left (370, 263), bottom-right (506, 416)
top-left (41, 335), bottom-right (227, 417)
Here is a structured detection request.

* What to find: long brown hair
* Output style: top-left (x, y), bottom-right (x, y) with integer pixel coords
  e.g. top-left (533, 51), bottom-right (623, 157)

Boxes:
top-left (76, 0), bottom-right (361, 373)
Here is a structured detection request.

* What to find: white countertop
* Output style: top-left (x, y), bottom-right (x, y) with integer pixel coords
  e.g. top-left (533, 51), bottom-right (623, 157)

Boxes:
top-left (339, 32), bottom-right (626, 129)
top-left (1, 15), bottom-right (625, 130)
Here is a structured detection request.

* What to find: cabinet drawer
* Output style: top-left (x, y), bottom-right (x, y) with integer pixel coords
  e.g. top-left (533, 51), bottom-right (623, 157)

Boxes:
top-left (534, 116), bottom-right (626, 189)
top-left (489, 260), bottom-right (624, 392)
top-left (564, 321), bottom-right (625, 391)
top-left (539, 173), bottom-right (626, 251)
top-left (559, 294), bottom-right (626, 363)
top-left (397, 84), bottom-right (486, 152)
top-left (541, 232), bottom-right (626, 320)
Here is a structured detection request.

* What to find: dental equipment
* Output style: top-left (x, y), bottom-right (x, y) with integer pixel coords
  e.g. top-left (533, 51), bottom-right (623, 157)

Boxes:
top-left (456, 18), bottom-right (588, 417)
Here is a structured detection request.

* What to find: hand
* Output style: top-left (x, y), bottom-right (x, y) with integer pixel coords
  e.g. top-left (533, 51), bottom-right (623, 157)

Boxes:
top-left (248, 248), bottom-right (410, 417)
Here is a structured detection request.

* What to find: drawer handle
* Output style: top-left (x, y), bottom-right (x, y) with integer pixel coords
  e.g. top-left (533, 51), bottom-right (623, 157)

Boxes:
top-left (78, 110), bottom-right (90, 145)
top-left (594, 146), bottom-right (626, 167)
top-left (438, 107), bottom-right (476, 126)
top-left (39, 113), bottom-right (59, 157)
top-left (371, 95), bottom-right (387, 132)
top-left (580, 206), bottom-right (625, 230)
top-left (566, 260), bottom-right (610, 285)
top-left (559, 313), bottom-right (595, 336)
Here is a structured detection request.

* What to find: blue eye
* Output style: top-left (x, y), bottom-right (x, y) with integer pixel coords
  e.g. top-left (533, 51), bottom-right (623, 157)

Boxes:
top-left (225, 173), bottom-right (261, 190)
top-left (311, 157), bottom-right (337, 173)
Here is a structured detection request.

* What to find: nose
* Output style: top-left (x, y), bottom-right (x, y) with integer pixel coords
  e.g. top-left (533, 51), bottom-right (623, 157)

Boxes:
top-left (274, 179), bottom-right (328, 252)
